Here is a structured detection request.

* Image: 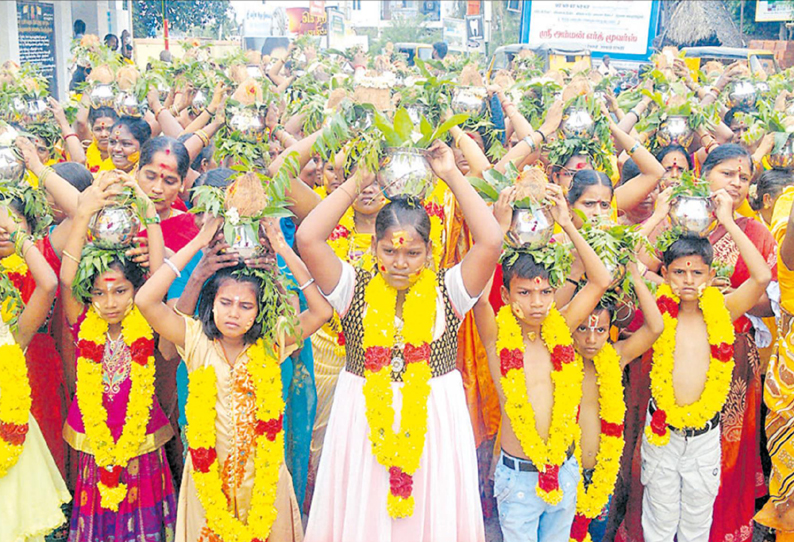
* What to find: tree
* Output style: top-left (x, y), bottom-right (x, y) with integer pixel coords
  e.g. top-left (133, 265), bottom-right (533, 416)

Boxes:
top-left (133, 0), bottom-right (234, 39)
top-left (724, 0), bottom-right (792, 40)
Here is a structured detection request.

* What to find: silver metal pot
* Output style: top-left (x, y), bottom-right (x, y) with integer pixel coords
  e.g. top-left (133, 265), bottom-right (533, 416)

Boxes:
top-left (506, 207), bottom-right (554, 250)
top-left (228, 107), bottom-right (266, 141)
top-left (657, 115), bottom-right (694, 148)
top-left (0, 146), bottom-right (24, 181)
top-left (755, 80), bottom-right (771, 97)
top-left (406, 103), bottom-right (428, 125)
top-left (23, 98), bottom-right (48, 124)
top-left (4, 97), bottom-right (26, 123)
top-left (246, 65), bottom-right (264, 79)
top-left (115, 92), bottom-right (147, 118)
top-left (89, 84), bottom-right (116, 108)
top-left (190, 88), bottom-right (210, 115)
top-left (561, 107), bottom-right (595, 139)
top-left (727, 80), bottom-right (757, 108)
top-left (605, 261), bottom-right (627, 290)
top-left (377, 147), bottom-right (435, 200)
top-left (451, 86), bottom-right (486, 116)
top-left (88, 205), bottom-right (141, 249)
top-left (768, 134), bottom-right (794, 170)
top-left (227, 223), bottom-right (260, 260)
top-left (669, 196), bottom-right (716, 237)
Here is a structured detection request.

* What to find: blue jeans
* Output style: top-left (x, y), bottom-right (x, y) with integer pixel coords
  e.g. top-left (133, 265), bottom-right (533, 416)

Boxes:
top-left (495, 452), bottom-right (580, 542)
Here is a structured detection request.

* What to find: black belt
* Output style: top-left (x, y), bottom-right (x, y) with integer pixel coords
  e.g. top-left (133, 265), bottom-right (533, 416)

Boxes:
top-left (649, 401), bottom-right (720, 438)
top-left (501, 446), bottom-right (574, 472)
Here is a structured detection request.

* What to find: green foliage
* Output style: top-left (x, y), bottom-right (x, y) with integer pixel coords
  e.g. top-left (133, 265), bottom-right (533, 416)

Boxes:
top-left (0, 180), bottom-right (53, 240)
top-left (516, 78), bottom-right (562, 129)
top-left (500, 241), bottom-right (574, 290)
top-left (670, 170), bottom-right (711, 199)
top-left (72, 245), bottom-right (131, 305)
top-left (133, 0), bottom-right (234, 39)
top-left (233, 265), bottom-right (296, 355)
top-left (0, 272), bottom-right (23, 331)
top-left (739, 99), bottom-right (792, 147)
top-left (374, 107), bottom-right (469, 149)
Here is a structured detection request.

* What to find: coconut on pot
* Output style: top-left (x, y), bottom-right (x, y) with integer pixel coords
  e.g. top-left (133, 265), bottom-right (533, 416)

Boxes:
top-left (88, 65), bottom-right (115, 85)
top-left (116, 66), bottom-right (139, 91)
top-left (232, 78), bottom-right (264, 106)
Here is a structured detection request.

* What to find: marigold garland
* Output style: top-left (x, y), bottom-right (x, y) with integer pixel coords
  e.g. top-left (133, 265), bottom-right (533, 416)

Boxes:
top-left (496, 305), bottom-right (583, 505)
top-left (185, 339), bottom-right (284, 542)
top-left (75, 306), bottom-right (156, 511)
top-left (645, 284), bottom-right (735, 447)
top-left (1, 253), bottom-right (29, 291)
top-left (362, 268), bottom-right (437, 518)
top-left (0, 341), bottom-right (31, 478)
top-left (569, 344), bottom-right (625, 542)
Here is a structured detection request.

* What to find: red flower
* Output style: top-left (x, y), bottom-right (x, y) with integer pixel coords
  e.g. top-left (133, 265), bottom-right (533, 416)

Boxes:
top-left (98, 465), bottom-right (123, 488)
top-left (710, 342), bottom-right (734, 363)
top-left (336, 331), bottom-right (346, 347)
top-left (90, 165), bottom-right (100, 173)
top-left (404, 342), bottom-right (430, 364)
top-left (553, 345), bottom-right (574, 365)
top-left (388, 466), bottom-right (413, 499)
top-left (626, 308), bottom-right (645, 333)
top-left (78, 339), bottom-right (104, 363)
top-left (329, 225), bottom-right (350, 241)
top-left (129, 337), bottom-right (153, 365)
top-left (650, 409), bottom-right (667, 437)
top-left (7, 272), bottom-right (25, 291)
top-left (570, 514), bottom-right (591, 542)
top-left (365, 346), bottom-right (391, 372)
top-left (0, 421), bottom-right (28, 446)
top-left (255, 415), bottom-right (284, 441)
top-left (424, 201), bottom-right (444, 219)
top-left (499, 348), bottom-right (523, 376)
top-left (189, 447), bottom-right (217, 473)
top-left (656, 296), bottom-right (679, 318)
top-left (601, 420), bottom-right (625, 438)
top-left (538, 464), bottom-right (560, 493)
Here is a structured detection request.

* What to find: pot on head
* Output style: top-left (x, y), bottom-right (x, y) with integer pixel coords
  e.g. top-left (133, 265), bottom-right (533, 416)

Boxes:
top-left (23, 98), bottom-right (49, 124)
top-left (226, 222), bottom-right (260, 260)
top-left (506, 207), bottom-right (554, 250)
top-left (246, 65), bottom-right (264, 79)
top-left (561, 107), bottom-right (595, 139)
top-left (377, 147), bottom-right (435, 200)
top-left (605, 261), bottom-right (627, 290)
top-left (228, 107), bottom-right (266, 142)
top-left (115, 92), bottom-right (147, 118)
top-left (89, 84), bottom-right (116, 108)
top-left (88, 205), bottom-right (141, 249)
top-left (768, 134), bottom-right (794, 170)
top-left (669, 196), bottom-right (716, 237)
top-left (190, 88), bottom-right (210, 115)
top-left (727, 80), bottom-right (757, 108)
top-left (451, 86), bottom-right (486, 116)
top-left (0, 146), bottom-right (24, 181)
top-left (657, 115), bottom-right (694, 148)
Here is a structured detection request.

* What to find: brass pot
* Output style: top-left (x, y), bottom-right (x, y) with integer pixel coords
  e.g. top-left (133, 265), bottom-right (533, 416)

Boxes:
top-left (657, 115), bottom-right (694, 148)
top-left (378, 147), bottom-right (435, 200)
top-left (506, 207), bottom-right (554, 250)
top-left (768, 134), bottom-right (794, 170)
top-left (89, 84), bottom-right (116, 108)
top-left (561, 107), bottom-right (595, 139)
top-left (669, 196), bottom-right (716, 238)
top-left (726, 80), bottom-right (757, 108)
top-left (451, 86), bottom-right (487, 116)
top-left (88, 205), bottom-right (141, 249)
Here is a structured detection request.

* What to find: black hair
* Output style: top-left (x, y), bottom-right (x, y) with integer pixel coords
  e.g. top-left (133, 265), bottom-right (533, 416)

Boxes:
top-left (620, 157), bottom-right (640, 186)
top-left (567, 169), bottom-right (613, 205)
top-left (432, 42), bottom-right (448, 59)
top-left (197, 265), bottom-right (264, 346)
top-left (655, 144), bottom-right (692, 170)
top-left (502, 252), bottom-right (550, 290)
top-left (724, 105), bottom-right (752, 127)
top-left (749, 169), bottom-right (793, 211)
top-left (102, 257), bottom-right (147, 292)
top-left (74, 19), bottom-right (86, 35)
top-left (662, 235), bottom-right (714, 268)
top-left (104, 33), bottom-right (119, 49)
top-left (549, 152), bottom-right (589, 174)
top-left (374, 197), bottom-right (431, 243)
top-left (89, 106), bottom-right (119, 126)
top-left (139, 136), bottom-right (190, 180)
top-left (111, 116), bottom-right (152, 147)
top-left (193, 167), bottom-right (235, 190)
top-left (7, 197), bottom-right (38, 236)
top-left (52, 162), bottom-right (93, 193)
top-left (702, 143), bottom-right (753, 178)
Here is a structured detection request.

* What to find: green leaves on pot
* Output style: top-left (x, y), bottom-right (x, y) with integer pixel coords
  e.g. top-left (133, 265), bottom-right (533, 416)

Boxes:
top-left (72, 245), bottom-right (130, 305)
top-left (373, 107), bottom-right (469, 149)
top-left (669, 170), bottom-right (711, 199)
top-left (500, 241), bottom-right (573, 290)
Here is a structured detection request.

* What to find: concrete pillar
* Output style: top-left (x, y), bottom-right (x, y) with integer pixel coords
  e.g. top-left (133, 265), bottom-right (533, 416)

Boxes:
top-left (0, 1), bottom-right (20, 62)
top-left (53, 0), bottom-right (72, 100)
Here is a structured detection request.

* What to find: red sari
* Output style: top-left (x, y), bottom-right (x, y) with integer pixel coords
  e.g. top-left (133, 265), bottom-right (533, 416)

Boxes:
top-left (612, 217), bottom-right (777, 542)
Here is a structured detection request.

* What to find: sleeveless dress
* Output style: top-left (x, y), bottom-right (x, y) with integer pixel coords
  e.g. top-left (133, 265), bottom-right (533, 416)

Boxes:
top-left (0, 319), bottom-right (71, 542)
top-left (304, 262), bottom-right (486, 542)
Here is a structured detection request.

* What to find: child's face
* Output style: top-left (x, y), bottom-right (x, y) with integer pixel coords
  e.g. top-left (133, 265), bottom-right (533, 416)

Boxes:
top-left (0, 207), bottom-right (29, 258)
top-left (372, 225), bottom-right (430, 291)
top-left (573, 309), bottom-right (611, 360)
top-left (212, 279), bottom-right (258, 340)
top-left (352, 182), bottom-right (385, 216)
top-left (92, 116), bottom-right (115, 151)
top-left (500, 275), bottom-right (555, 327)
top-left (91, 268), bottom-right (135, 324)
top-left (662, 254), bottom-right (715, 302)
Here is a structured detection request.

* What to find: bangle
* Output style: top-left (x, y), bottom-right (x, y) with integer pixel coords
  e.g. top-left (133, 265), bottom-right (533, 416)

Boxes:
top-left (627, 141), bottom-right (642, 156)
top-left (62, 249), bottom-right (80, 264)
top-left (298, 277), bottom-right (316, 291)
top-left (143, 214), bottom-right (161, 225)
top-left (37, 165), bottom-right (55, 188)
top-left (21, 241), bottom-right (33, 260)
top-left (163, 258), bottom-right (182, 278)
top-left (169, 106), bottom-right (179, 116)
top-left (153, 107), bottom-right (165, 118)
top-left (195, 129), bottom-right (210, 146)
top-left (64, 132), bottom-right (79, 141)
top-left (522, 135), bottom-right (537, 153)
top-left (537, 129), bottom-right (547, 143)
top-left (14, 233), bottom-right (29, 256)
top-left (454, 132), bottom-right (464, 148)
top-left (628, 109), bottom-right (640, 121)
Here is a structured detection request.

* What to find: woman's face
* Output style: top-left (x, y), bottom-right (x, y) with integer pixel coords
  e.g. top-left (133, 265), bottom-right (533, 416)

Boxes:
top-left (212, 279), bottom-right (258, 340)
top-left (92, 116), bottom-right (115, 152)
top-left (554, 155), bottom-right (591, 192)
top-left (707, 156), bottom-right (752, 210)
top-left (109, 124), bottom-right (141, 171)
top-left (0, 206), bottom-right (29, 258)
top-left (136, 150), bottom-right (183, 215)
top-left (372, 224), bottom-right (430, 291)
top-left (32, 136), bottom-right (50, 163)
top-left (660, 150), bottom-right (689, 188)
top-left (571, 184), bottom-right (613, 227)
top-left (452, 146), bottom-right (470, 176)
top-left (90, 267), bottom-right (135, 325)
top-left (353, 175), bottom-right (385, 216)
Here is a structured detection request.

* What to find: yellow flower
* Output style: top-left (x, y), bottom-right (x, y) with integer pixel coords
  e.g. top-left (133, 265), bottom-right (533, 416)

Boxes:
top-left (1, 254), bottom-right (27, 275)
top-left (0, 342), bottom-right (31, 478)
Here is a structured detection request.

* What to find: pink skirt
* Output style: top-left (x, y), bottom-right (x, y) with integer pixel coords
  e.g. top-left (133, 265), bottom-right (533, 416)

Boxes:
top-left (304, 369), bottom-right (485, 542)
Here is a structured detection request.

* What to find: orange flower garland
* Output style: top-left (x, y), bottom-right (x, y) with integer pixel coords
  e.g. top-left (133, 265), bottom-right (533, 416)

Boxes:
top-left (0, 341), bottom-right (31, 478)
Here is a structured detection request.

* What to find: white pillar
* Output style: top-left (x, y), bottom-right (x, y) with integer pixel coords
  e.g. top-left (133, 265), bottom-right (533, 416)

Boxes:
top-left (54, 0), bottom-right (72, 100)
top-left (0, 1), bottom-right (20, 62)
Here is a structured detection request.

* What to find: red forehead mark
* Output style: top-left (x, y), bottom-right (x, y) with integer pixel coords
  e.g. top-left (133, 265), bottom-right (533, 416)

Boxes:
top-left (576, 162), bottom-right (586, 170)
top-left (686, 261), bottom-right (691, 267)
top-left (103, 277), bottom-right (116, 282)
top-left (165, 148), bottom-right (170, 155)
top-left (534, 277), bottom-right (541, 284)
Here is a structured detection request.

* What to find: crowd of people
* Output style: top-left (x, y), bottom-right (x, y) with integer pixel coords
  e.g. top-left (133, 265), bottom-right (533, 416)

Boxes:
top-left (1, 33), bottom-right (794, 542)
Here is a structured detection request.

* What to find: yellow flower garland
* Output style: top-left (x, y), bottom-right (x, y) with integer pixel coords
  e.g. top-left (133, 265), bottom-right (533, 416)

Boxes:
top-left (569, 344), bottom-right (625, 542)
top-left (1, 254), bottom-right (28, 276)
top-left (185, 339), bottom-right (284, 542)
top-left (496, 305), bottom-right (583, 505)
top-left (0, 341), bottom-right (31, 478)
top-left (75, 306), bottom-right (156, 511)
top-left (646, 284), bottom-right (735, 446)
top-left (362, 268), bottom-right (436, 518)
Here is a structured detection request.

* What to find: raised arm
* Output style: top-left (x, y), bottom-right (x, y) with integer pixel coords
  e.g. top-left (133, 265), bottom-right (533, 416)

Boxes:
top-left (0, 207), bottom-right (57, 349)
top-left (73, 93), bottom-right (92, 143)
top-left (494, 99), bottom-right (563, 174)
top-left (268, 132), bottom-right (323, 225)
top-left (614, 262), bottom-right (664, 367)
top-left (16, 136), bottom-right (80, 219)
top-left (611, 116), bottom-right (666, 212)
top-left (426, 139), bottom-right (503, 297)
top-left (49, 98), bottom-right (86, 164)
top-left (449, 125), bottom-right (491, 178)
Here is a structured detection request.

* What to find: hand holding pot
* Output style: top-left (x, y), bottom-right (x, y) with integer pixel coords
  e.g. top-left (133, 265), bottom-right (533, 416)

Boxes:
top-left (546, 183), bottom-right (572, 228)
top-left (712, 189), bottom-right (735, 225)
top-left (494, 186), bottom-right (517, 235)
